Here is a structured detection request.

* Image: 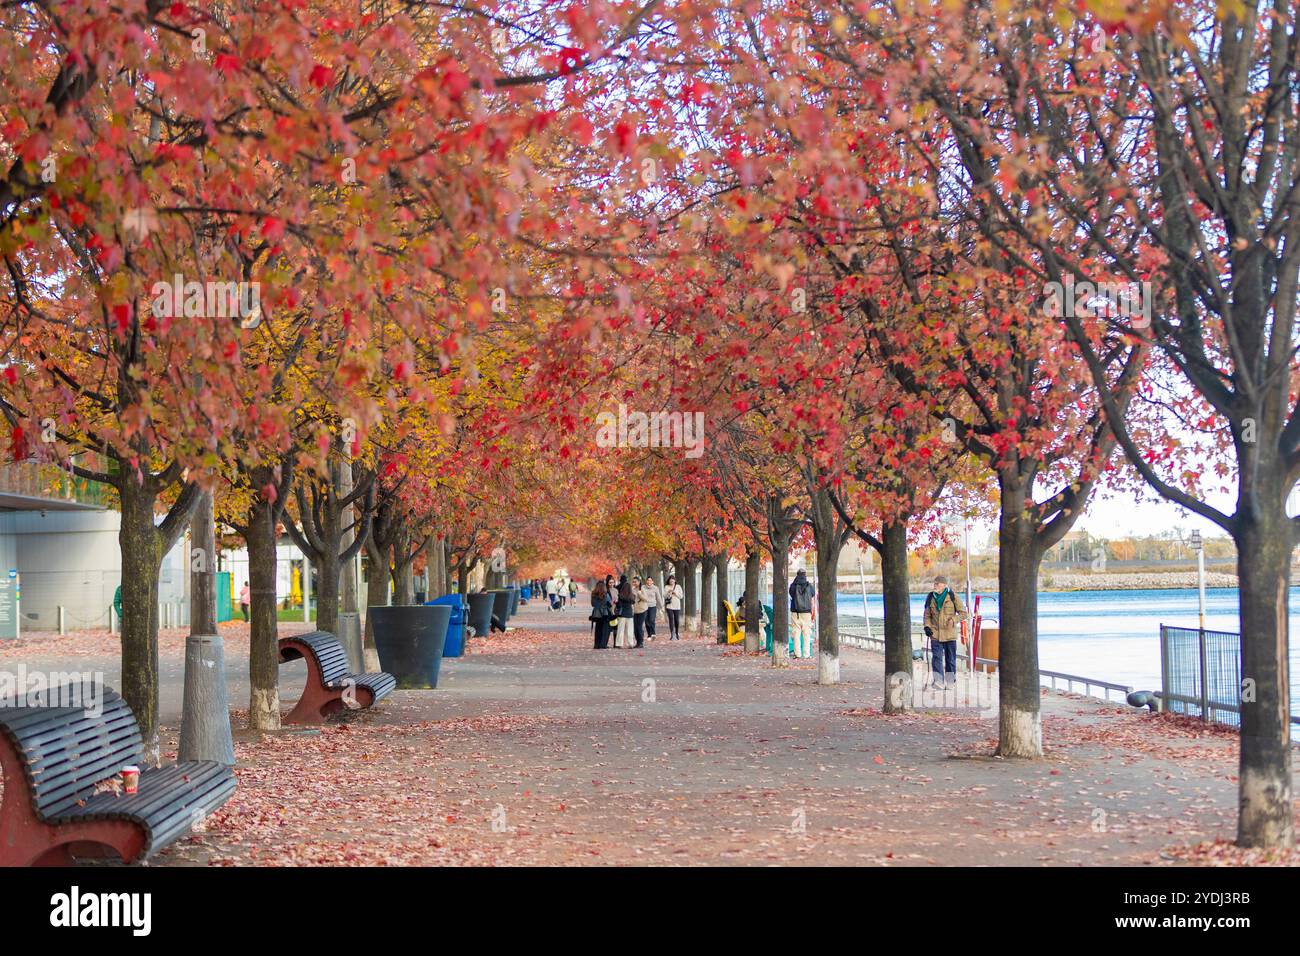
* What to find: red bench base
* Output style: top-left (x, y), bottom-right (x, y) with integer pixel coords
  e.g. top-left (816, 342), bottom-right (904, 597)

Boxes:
top-left (0, 736), bottom-right (146, 867)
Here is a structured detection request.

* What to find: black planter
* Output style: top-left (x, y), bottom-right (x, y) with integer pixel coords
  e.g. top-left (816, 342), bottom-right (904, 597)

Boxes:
top-left (490, 589), bottom-right (511, 627)
top-left (369, 604), bottom-right (451, 689)
top-left (466, 592), bottom-right (495, 638)
top-left (506, 586), bottom-right (520, 618)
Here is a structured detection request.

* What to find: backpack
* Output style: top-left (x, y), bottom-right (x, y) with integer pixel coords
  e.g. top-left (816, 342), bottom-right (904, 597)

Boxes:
top-left (791, 580), bottom-right (813, 612)
top-left (924, 590), bottom-right (956, 616)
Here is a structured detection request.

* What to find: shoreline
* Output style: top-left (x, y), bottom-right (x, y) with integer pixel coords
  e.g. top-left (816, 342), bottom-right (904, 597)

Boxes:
top-left (834, 570), bottom-right (1246, 595)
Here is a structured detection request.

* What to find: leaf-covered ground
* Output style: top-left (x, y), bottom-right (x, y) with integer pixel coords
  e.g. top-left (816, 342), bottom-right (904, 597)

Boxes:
top-left (10, 604), bottom-right (1294, 865)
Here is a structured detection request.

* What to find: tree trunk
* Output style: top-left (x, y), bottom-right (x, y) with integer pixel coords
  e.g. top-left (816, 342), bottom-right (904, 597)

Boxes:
top-left (1233, 498), bottom-right (1295, 848)
top-left (683, 557), bottom-right (699, 629)
top-left (189, 490), bottom-right (217, 635)
top-left (246, 497), bottom-right (281, 731)
top-left (714, 554), bottom-right (729, 644)
top-left (363, 537), bottom-right (390, 651)
top-left (814, 543), bottom-right (840, 684)
top-left (700, 555), bottom-right (715, 629)
top-left (179, 488), bottom-right (233, 763)
top-left (118, 475), bottom-right (163, 763)
top-left (769, 533), bottom-right (792, 668)
top-left (808, 485), bottom-right (843, 685)
top-left (743, 549), bottom-right (761, 653)
top-left (457, 560), bottom-right (470, 595)
top-left (996, 472), bottom-right (1043, 757)
top-left (427, 533), bottom-right (445, 599)
top-left (393, 547), bottom-right (416, 605)
top-left (881, 518), bottom-right (913, 713)
top-left (316, 551), bottom-right (341, 636)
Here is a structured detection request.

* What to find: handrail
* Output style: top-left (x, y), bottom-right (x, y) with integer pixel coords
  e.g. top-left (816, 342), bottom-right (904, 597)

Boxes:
top-left (839, 627), bottom-right (1132, 703)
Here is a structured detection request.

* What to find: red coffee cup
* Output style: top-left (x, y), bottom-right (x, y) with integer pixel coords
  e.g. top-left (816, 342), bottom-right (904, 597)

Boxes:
top-left (122, 766), bottom-right (140, 794)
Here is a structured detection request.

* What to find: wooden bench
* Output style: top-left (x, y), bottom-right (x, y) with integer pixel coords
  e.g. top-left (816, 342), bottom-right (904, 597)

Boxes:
top-left (278, 631), bottom-right (396, 725)
top-left (0, 684), bottom-right (235, 866)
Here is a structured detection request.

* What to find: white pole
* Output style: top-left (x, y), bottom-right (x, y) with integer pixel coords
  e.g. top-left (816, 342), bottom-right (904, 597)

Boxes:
top-left (857, 554), bottom-right (873, 642)
top-left (965, 521), bottom-right (973, 671)
top-left (1197, 548), bottom-right (1206, 630)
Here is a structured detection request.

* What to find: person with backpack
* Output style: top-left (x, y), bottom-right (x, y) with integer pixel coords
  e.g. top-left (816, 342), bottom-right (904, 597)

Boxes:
top-left (923, 574), bottom-right (967, 689)
top-left (789, 569), bottom-right (816, 659)
top-left (590, 580), bottom-right (614, 649)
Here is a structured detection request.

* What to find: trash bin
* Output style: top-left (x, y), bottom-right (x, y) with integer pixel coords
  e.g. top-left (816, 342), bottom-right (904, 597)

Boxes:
top-left (466, 592), bottom-right (495, 638)
top-left (506, 586), bottom-right (520, 618)
top-left (426, 593), bottom-right (466, 657)
top-left (489, 589), bottom-right (511, 628)
top-left (370, 604), bottom-right (451, 688)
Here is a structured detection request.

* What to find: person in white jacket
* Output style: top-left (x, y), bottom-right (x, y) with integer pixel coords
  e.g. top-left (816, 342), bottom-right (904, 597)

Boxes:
top-left (663, 575), bottom-right (684, 640)
top-left (639, 577), bottom-right (662, 640)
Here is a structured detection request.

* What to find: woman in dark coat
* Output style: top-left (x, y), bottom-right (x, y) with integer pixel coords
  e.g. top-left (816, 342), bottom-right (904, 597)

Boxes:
top-left (591, 580), bottom-right (614, 649)
top-left (613, 574), bottom-right (635, 648)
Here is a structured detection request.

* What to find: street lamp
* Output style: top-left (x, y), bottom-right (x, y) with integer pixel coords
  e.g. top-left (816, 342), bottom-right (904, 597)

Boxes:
top-left (1190, 529), bottom-right (1205, 630)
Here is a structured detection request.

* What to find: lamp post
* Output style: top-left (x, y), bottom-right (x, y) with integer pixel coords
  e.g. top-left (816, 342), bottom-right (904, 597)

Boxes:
top-left (1190, 529), bottom-right (1205, 630)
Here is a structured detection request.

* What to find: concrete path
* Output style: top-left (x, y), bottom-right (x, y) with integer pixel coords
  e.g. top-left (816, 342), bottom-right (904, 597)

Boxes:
top-left (2, 598), bottom-right (1280, 865)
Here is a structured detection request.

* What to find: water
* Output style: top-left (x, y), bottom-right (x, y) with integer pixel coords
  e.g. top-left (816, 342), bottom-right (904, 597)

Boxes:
top-left (798, 586), bottom-right (1298, 709)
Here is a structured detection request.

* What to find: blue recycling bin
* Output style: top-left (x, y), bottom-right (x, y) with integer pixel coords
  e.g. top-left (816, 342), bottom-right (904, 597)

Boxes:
top-left (426, 593), bottom-right (466, 657)
top-left (521, 585), bottom-right (532, 600)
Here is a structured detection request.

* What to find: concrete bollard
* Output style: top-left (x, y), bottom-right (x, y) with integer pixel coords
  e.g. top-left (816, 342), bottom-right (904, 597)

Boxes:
top-left (337, 611), bottom-right (363, 673)
top-left (179, 633), bottom-right (235, 765)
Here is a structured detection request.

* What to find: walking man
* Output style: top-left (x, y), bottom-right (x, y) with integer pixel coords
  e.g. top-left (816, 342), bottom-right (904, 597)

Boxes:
top-left (789, 569), bottom-right (815, 659)
top-left (923, 575), bottom-right (967, 689)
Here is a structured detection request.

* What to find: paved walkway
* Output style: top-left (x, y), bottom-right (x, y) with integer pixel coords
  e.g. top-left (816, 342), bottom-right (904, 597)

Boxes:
top-left (4, 598), bottom-right (1288, 865)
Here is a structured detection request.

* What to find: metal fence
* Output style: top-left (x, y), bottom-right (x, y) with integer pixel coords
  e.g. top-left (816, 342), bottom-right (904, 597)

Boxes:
top-left (1160, 624), bottom-right (1248, 727)
top-left (841, 624), bottom-right (1133, 709)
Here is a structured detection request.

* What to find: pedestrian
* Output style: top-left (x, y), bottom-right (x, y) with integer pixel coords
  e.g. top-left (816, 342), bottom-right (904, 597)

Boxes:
top-left (613, 574), bottom-right (635, 647)
top-left (239, 581), bottom-right (251, 622)
top-left (632, 575), bottom-right (648, 648)
top-left (923, 574), bottom-right (966, 689)
top-left (640, 575), bottom-right (661, 640)
top-left (590, 579), bottom-right (614, 648)
top-left (547, 576), bottom-right (560, 611)
top-left (568, 579), bottom-right (578, 603)
top-left (789, 569), bottom-right (815, 659)
top-left (663, 574), bottom-right (684, 640)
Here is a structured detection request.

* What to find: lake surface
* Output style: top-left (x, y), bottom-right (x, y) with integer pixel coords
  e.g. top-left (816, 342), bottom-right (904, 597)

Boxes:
top-left (811, 587), bottom-right (1299, 706)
